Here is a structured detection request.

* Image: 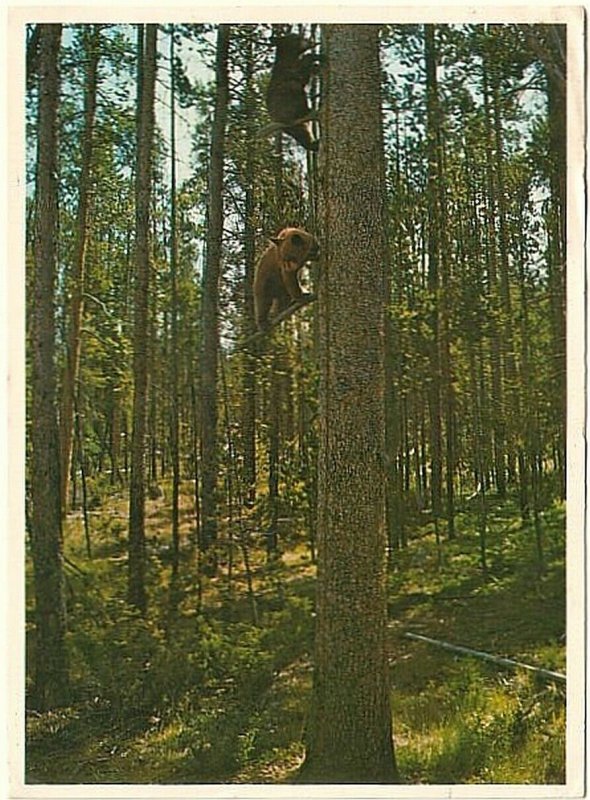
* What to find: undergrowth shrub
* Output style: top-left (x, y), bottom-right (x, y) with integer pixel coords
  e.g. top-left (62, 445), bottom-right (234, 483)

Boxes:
top-left (70, 602), bottom-right (213, 720)
top-left (66, 592), bottom-right (311, 735)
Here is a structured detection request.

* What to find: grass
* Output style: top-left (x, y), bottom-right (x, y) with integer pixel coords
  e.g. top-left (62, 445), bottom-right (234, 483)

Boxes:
top-left (25, 482), bottom-right (566, 785)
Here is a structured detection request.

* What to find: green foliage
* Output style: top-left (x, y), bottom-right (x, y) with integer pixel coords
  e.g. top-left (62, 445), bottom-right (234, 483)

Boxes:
top-left (394, 664), bottom-right (565, 784)
top-left (26, 490), bottom-right (565, 785)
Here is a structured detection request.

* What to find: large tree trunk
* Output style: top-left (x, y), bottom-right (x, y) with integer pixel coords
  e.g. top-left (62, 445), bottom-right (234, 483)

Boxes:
top-left (300, 24), bottom-right (399, 784)
top-left (199, 24), bottom-right (230, 566)
top-left (29, 23), bottom-right (69, 710)
top-left (59, 25), bottom-right (101, 516)
top-left (128, 24), bottom-right (157, 614)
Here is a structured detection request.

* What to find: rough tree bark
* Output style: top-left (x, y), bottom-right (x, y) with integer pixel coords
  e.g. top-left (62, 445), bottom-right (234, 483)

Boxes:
top-left (29, 23), bottom-right (69, 710)
top-left (200, 24), bottom-right (230, 565)
top-left (128, 24), bottom-right (157, 614)
top-left (300, 24), bottom-right (399, 784)
top-left (59, 25), bottom-right (101, 515)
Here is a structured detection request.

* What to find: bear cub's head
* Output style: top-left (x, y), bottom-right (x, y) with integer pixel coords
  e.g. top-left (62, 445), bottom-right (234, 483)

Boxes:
top-left (270, 227), bottom-right (320, 269)
top-left (273, 32), bottom-right (313, 62)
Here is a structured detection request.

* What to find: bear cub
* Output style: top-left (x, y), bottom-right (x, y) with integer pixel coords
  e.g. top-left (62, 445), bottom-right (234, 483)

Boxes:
top-left (253, 227), bottom-right (320, 331)
top-left (266, 32), bottom-right (320, 152)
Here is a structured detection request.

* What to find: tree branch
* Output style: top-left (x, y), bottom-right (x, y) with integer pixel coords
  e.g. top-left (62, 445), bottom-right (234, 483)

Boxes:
top-left (242, 294), bottom-right (317, 349)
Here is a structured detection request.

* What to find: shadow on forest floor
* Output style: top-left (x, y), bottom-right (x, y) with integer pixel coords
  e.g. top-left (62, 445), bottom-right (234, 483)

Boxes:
top-left (25, 492), bottom-right (566, 785)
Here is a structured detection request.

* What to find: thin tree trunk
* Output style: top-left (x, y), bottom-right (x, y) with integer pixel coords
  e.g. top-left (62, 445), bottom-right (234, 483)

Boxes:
top-left (109, 386), bottom-right (122, 485)
top-left (241, 29), bottom-right (257, 508)
top-left (190, 383), bottom-right (203, 612)
top-left (200, 24), bottom-right (230, 567)
top-left (74, 399), bottom-right (92, 559)
top-left (267, 353), bottom-right (280, 557)
top-left (169, 26), bottom-right (181, 588)
top-left (430, 33), bottom-right (456, 540)
top-left (425, 25), bottom-right (444, 557)
top-left (482, 53), bottom-right (507, 498)
top-left (424, 25), bottom-right (442, 535)
top-left (384, 311), bottom-right (401, 557)
top-left (489, 27), bottom-right (521, 492)
top-left (220, 357), bottom-right (259, 625)
top-left (469, 339), bottom-right (489, 576)
top-left (515, 195), bottom-right (531, 520)
top-left (128, 24), bottom-right (157, 614)
top-left (29, 23), bottom-right (69, 710)
top-left (300, 24), bottom-right (399, 784)
top-left (544, 25), bottom-right (567, 499)
top-left (59, 25), bottom-right (101, 515)
top-left (516, 193), bottom-right (545, 570)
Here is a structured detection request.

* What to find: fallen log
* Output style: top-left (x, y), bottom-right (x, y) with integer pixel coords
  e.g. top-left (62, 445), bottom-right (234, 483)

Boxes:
top-left (403, 631), bottom-right (566, 684)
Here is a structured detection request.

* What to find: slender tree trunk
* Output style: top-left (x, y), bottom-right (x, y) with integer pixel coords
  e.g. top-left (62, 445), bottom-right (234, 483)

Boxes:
top-left (489, 28), bottom-right (521, 492)
top-left (468, 339), bottom-right (489, 576)
top-left (148, 289), bottom-right (159, 485)
top-left (59, 25), bottom-right (101, 515)
top-left (300, 24), bottom-right (399, 784)
top-left (109, 385), bottom-right (122, 485)
top-left (267, 354), bottom-right (280, 556)
top-left (190, 383), bottom-right (203, 611)
top-left (430, 27), bottom-right (456, 539)
top-left (384, 311), bottom-right (401, 557)
top-left (128, 24), bottom-right (157, 614)
top-left (169, 26), bottom-right (181, 585)
top-left (385, 157), bottom-right (405, 557)
top-left (74, 399), bottom-right (92, 558)
top-left (482, 54), bottom-right (507, 497)
top-left (200, 24), bottom-right (230, 566)
top-left (516, 195), bottom-right (532, 519)
top-left (241, 29), bottom-right (257, 508)
top-left (29, 23), bottom-right (69, 710)
top-left (545, 25), bottom-right (566, 499)
top-left (265, 101), bottom-right (286, 559)
top-left (516, 193), bottom-right (545, 570)
top-left (424, 25), bottom-right (443, 553)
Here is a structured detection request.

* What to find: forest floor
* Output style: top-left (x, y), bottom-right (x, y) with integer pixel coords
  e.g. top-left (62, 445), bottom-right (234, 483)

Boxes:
top-left (25, 484), bottom-right (566, 786)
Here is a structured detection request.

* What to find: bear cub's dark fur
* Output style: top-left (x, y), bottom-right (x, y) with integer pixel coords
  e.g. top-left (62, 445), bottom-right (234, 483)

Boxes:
top-left (266, 33), bottom-right (321, 152)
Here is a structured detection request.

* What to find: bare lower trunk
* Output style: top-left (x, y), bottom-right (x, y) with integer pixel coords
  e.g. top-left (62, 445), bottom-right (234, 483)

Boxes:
top-left (29, 23), bottom-right (69, 710)
top-left (200, 25), bottom-right (230, 566)
top-left (128, 24), bottom-right (157, 614)
top-left (300, 24), bottom-right (398, 784)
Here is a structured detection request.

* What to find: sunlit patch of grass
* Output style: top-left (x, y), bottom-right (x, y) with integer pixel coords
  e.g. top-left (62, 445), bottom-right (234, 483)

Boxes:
top-left (393, 661), bottom-right (566, 785)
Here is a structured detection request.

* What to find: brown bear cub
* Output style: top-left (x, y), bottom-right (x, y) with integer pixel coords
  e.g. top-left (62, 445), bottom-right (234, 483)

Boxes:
top-left (253, 227), bottom-right (320, 331)
top-left (266, 32), bottom-right (320, 152)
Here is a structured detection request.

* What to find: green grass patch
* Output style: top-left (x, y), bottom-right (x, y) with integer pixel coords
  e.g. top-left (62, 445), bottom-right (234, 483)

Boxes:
top-left (26, 485), bottom-right (566, 785)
